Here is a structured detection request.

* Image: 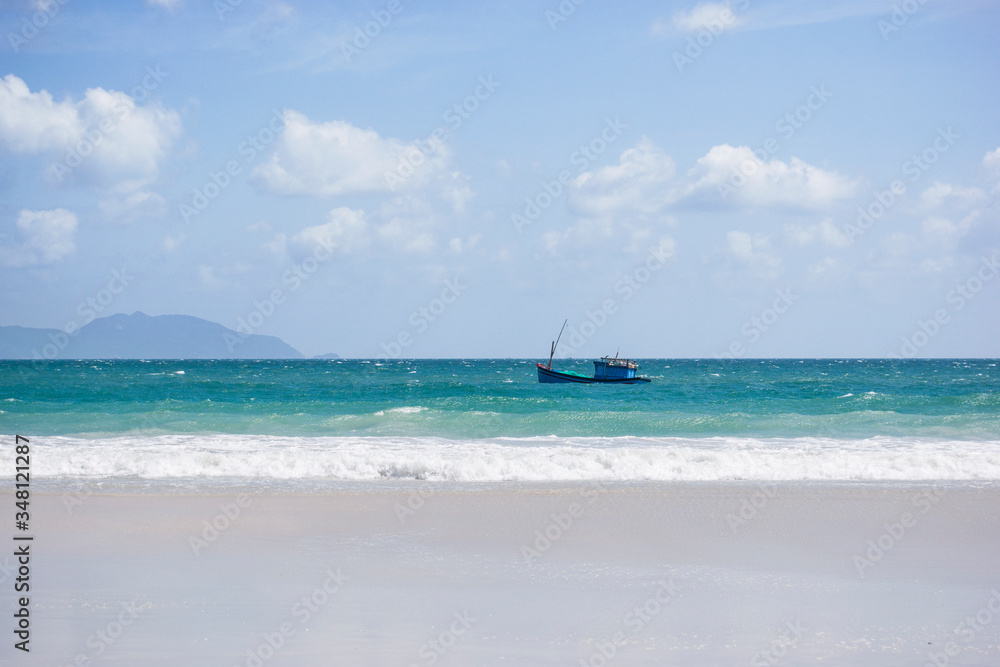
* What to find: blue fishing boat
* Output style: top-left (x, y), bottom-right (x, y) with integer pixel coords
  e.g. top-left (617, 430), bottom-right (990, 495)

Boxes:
top-left (536, 320), bottom-right (651, 384)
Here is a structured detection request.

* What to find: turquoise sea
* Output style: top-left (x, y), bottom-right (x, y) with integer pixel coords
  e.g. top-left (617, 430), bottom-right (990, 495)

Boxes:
top-left (1, 358), bottom-right (998, 484)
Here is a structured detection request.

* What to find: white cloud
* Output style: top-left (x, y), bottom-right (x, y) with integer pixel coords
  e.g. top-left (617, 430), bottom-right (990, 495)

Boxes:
top-left (669, 2), bottom-right (741, 34)
top-left (252, 110), bottom-right (451, 196)
top-left (882, 231), bottom-right (919, 258)
top-left (377, 219), bottom-right (434, 253)
top-left (255, 2), bottom-right (295, 31)
top-left (652, 2), bottom-right (921, 39)
top-left (0, 75), bottom-right (78, 154)
top-left (723, 230), bottom-right (781, 279)
top-left (0, 208), bottom-right (77, 267)
top-left (805, 256), bottom-right (847, 280)
top-left (570, 138), bottom-right (679, 218)
top-left (555, 138), bottom-right (855, 259)
top-left (556, 139), bottom-right (679, 254)
top-left (688, 144), bottom-right (858, 209)
top-left (785, 218), bottom-right (850, 248)
top-left (98, 190), bottom-right (166, 223)
top-left (984, 147), bottom-right (1000, 172)
top-left (0, 74), bottom-right (182, 191)
top-left (161, 232), bottom-right (186, 254)
top-left (247, 221), bottom-right (272, 233)
top-left (726, 230), bottom-right (753, 260)
top-left (441, 176), bottom-right (475, 214)
top-left (228, 2), bottom-right (297, 47)
top-left (198, 265), bottom-right (223, 289)
top-left (920, 181), bottom-right (987, 209)
top-left (649, 17), bottom-right (672, 36)
top-left (496, 158), bottom-right (516, 178)
top-left (374, 196), bottom-right (444, 254)
top-left (569, 139), bottom-right (857, 222)
top-left (261, 233), bottom-right (287, 259)
top-left (889, 148), bottom-right (1000, 271)
top-left (197, 262), bottom-right (251, 290)
top-left (146, 0), bottom-right (183, 9)
top-left (915, 210), bottom-right (979, 256)
top-left (920, 215), bottom-right (973, 240)
top-left (448, 236), bottom-right (481, 255)
top-left (663, 2), bottom-right (956, 36)
top-left (983, 147), bottom-right (1000, 192)
top-left (291, 206), bottom-right (368, 255)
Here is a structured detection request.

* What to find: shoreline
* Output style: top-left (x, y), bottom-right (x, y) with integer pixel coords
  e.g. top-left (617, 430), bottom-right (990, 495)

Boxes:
top-left (33, 476), bottom-right (1000, 495)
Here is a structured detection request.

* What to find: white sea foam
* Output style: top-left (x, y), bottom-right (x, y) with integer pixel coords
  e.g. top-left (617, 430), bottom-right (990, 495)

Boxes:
top-left (7, 435), bottom-right (1000, 483)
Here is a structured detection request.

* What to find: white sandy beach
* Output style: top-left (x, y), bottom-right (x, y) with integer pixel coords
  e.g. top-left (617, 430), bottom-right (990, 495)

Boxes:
top-left (7, 483), bottom-right (1000, 666)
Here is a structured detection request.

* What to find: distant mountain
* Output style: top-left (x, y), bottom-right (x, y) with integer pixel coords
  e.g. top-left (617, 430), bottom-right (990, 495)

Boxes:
top-left (0, 325), bottom-right (60, 359)
top-left (0, 312), bottom-right (304, 359)
top-left (311, 353), bottom-right (341, 359)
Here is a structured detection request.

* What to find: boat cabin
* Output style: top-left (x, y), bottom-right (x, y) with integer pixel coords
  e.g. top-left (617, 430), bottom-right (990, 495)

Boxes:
top-left (593, 357), bottom-right (639, 380)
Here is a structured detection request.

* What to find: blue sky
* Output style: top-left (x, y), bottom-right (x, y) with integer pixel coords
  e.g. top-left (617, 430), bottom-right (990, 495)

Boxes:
top-left (1, 0), bottom-right (998, 358)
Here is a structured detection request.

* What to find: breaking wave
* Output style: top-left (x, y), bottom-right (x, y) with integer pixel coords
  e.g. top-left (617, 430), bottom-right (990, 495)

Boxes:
top-left (9, 434), bottom-right (1000, 483)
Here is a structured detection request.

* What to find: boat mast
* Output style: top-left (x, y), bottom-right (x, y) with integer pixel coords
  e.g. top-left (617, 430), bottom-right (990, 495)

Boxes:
top-left (548, 319), bottom-right (568, 369)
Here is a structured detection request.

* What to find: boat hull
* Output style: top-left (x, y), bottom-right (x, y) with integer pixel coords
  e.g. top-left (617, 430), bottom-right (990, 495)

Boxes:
top-left (536, 363), bottom-right (651, 384)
